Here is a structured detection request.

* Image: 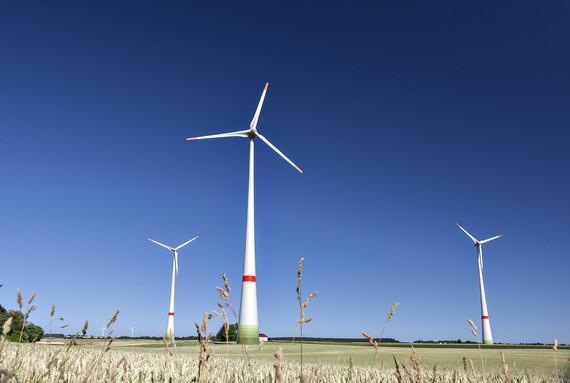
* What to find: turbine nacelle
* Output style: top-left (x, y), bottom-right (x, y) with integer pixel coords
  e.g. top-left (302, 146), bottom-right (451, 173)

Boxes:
top-left (148, 236), bottom-right (199, 275)
top-left (457, 223), bottom-right (502, 247)
top-left (247, 129), bottom-right (257, 139)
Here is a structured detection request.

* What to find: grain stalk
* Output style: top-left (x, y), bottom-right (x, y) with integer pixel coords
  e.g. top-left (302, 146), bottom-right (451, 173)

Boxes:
top-left (500, 351), bottom-right (510, 382)
top-left (82, 308), bottom-right (120, 383)
top-left (379, 302), bottom-right (399, 344)
top-left (17, 290), bottom-right (37, 343)
top-left (213, 272), bottom-right (252, 369)
top-left (467, 319), bottom-right (486, 378)
top-left (0, 317), bottom-right (13, 360)
top-left (194, 313), bottom-right (212, 382)
top-left (273, 346), bottom-right (284, 383)
top-left (552, 339), bottom-right (558, 381)
top-left (296, 257), bottom-right (317, 382)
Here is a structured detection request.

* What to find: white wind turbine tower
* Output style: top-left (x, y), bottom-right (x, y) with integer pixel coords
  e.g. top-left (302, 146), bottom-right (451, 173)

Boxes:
top-left (186, 83), bottom-right (302, 344)
top-left (148, 236), bottom-right (199, 340)
top-left (457, 223), bottom-right (502, 344)
top-left (130, 326), bottom-right (135, 338)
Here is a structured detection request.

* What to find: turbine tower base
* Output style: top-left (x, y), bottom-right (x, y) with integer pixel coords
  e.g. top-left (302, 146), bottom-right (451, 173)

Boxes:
top-left (238, 324), bottom-right (259, 345)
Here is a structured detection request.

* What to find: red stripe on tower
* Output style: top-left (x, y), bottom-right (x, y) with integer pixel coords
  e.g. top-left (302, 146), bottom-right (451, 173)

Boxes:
top-left (242, 275), bottom-right (257, 282)
top-left (481, 315), bottom-right (489, 319)
top-left (168, 312), bottom-right (175, 316)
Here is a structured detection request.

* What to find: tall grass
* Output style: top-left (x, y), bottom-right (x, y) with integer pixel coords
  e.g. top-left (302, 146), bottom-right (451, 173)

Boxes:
top-left (296, 257), bottom-right (317, 381)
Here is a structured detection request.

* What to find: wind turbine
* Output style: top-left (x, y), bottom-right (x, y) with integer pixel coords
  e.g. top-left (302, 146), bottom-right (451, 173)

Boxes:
top-left (130, 326), bottom-right (135, 338)
top-left (186, 83), bottom-right (302, 344)
top-left (148, 236), bottom-right (199, 340)
top-left (457, 223), bottom-right (502, 344)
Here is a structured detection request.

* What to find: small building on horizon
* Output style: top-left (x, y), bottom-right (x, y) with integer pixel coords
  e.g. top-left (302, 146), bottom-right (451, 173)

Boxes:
top-left (259, 333), bottom-right (268, 343)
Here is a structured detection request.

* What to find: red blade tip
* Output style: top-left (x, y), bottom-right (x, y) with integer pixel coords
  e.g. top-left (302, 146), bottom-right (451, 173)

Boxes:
top-left (264, 82), bottom-right (269, 90)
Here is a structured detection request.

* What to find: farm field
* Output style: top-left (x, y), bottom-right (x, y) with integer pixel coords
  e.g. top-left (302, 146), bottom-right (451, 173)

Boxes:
top-left (0, 339), bottom-right (567, 382)
top-left (106, 339), bottom-right (568, 373)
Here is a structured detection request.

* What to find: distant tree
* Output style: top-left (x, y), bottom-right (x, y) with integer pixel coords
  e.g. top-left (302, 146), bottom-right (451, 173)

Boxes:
top-left (0, 304), bottom-right (6, 315)
top-left (0, 310), bottom-right (44, 342)
top-left (216, 323), bottom-right (237, 342)
top-left (24, 323), bottom-right (44, 342)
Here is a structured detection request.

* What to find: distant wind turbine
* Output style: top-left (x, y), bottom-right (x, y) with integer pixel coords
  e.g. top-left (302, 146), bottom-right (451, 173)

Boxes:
top-left (457, 223), bottom-right (502, 344)
top-left (101, 326), bottom-right (106, 338)
top-left (186, 83), bottom-right (302, 344)
top-left (148, 236), bottom-right (199, 340)
top-left (130, 326), bottom-right (135, 338)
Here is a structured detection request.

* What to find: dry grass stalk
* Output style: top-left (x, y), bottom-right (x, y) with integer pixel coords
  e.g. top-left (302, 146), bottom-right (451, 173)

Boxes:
top-left (463, 357), bottom-right (474, 383)
top-left (469, 358), bottom-right (476, 382)
top-left (215, 287), bottom-right (229, 300)
top-left (0, 317), bottom-right (13, 357)
top-left (48, 304), bottom-right (56, 340)
top-left (361, 332), bottom-right (379, 357)
top-left (387, 302), bottom-right (399, 321)
top-left (273, 346), bottom-right (283, 383)
top-left (18, 291), bottom-right (37, 343)
top-left (16, 289), bottom-right (22, 311)
top-left (107, 309), bottom-right (120, 329)
top-left (194, 313), bottom-right (212, 382)
top-left (296, 257), bottom-right (317, 380)
top-left (393, 356), bottom-right (403, 383)
top-left (27, 293), bottom-right (36, 306)
top-left (162, 336), bottom-right (173, 357)
top-left (299, 291), bottom-right (317, 325)
top-left (410, 345), bottom-right (423, 383)
top-left (221, 272), bottom-right (231, 294)
top-left (377, 302), bottom-right (400, 347)
top-left (81, 320), bottom-right (89, 337)
top-left (347, 355), bottom-right (354, 382)
top-left (215, 272), bottom-right (238, 326)
top-left (81, 310), bottom-right (120, 383)
top-left (2, 317), bottom-right (12, 338)
top-left (467, 318), bottom-right (485, 376)
top-left (401, 360), bottom-right (415, 382)
top-left (431, 364), bottom-right (438, 383)
top-left (552, 338), bottom-right (559, 380)
top-left (500, 351), bottom-right (510, 382)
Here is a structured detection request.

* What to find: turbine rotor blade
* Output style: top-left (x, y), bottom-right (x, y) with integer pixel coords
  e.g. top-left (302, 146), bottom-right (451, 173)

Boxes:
top-left (456, 223), bottom-right (478, 244)
top-left (175, 236), bottom-right (199, 251)
top-left (256, 133), bottom-right (303, 173)
top-left (479, 235), bottom-right (502, 244)
top-left (186, 130), bottom-right (249, 141)
top-left (148, 238), bottom-right (174, 252)
top-left (250, 82), bottom-right (269, 130)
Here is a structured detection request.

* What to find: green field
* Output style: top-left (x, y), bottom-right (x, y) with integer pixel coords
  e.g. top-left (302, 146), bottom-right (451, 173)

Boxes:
top-left (104, 339), bottom-right (568, 374)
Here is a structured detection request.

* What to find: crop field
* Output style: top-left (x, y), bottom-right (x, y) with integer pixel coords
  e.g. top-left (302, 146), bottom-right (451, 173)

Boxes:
top-left (107, 340), bottom-right (567, 372)
top-left (1, 338), bottom-right (566, 382)
top-left (107, 339), bottom-right (569, 372)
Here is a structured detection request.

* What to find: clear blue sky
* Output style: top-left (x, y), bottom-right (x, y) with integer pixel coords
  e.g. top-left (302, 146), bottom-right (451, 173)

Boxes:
top-left (0, 1), bottom-right (568, 343)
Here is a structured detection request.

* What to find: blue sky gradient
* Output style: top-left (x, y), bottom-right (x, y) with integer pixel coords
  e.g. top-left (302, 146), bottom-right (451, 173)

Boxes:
top-left (0, 1), bottom-right (569, 343)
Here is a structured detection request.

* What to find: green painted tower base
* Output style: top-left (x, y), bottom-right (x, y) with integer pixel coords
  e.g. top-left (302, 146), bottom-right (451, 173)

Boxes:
top-left (483, 339), bottom-right (493, 345)
top-left (238, 324), bottom-right (259, 344)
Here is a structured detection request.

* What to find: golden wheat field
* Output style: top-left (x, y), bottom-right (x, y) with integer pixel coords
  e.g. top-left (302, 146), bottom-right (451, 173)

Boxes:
top-left (0, 339), bottom-right (568, 382)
